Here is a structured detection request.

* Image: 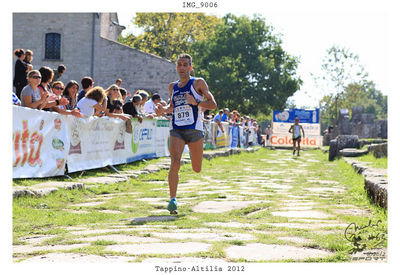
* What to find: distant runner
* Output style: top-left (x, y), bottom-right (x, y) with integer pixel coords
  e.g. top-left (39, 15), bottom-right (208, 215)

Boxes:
top-left (288, 117), bottom-right (305, 156)
top-left (155, 53), bottom-right (217, 214)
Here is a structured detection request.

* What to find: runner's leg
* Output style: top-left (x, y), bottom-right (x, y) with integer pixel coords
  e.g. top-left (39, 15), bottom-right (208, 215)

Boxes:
top-left (187, 137), bottom-right (204, 173)
top-left (168, 135), bottom-right (186, 199)
top-left (297, 139), bottom-right (301, 155)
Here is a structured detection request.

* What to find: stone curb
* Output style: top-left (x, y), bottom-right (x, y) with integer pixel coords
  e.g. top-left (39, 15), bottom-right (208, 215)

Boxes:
top-left (344, 158), bottom-right (387, 209)
top-left (13, 146), bottom-right (259, 199)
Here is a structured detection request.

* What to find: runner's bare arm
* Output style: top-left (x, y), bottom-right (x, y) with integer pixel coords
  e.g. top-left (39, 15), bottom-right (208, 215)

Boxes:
top-left (288, 126), bottom-right (293, 133)
top-left (193, 78), bottom-right (217, 110)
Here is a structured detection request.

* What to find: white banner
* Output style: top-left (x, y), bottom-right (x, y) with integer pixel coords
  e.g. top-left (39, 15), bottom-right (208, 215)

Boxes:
top-left (155, 119), bottom-right (170, 157)
top-left (272, 122), bottom-right (321, 136)
top-left (64, 116), bottom-right (124, 172)
top-left (13, 106), bottom-right (69, 178)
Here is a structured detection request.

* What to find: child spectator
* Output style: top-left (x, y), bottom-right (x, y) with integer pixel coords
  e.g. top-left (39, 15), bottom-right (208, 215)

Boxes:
top-left (77, 76), bottom-right (94, 102)
top-left (62, 80), bottom-right (80, 110)
top-left (104, 84), bottom-right (132, 121)
top-left (51, 81), bottom-right (81, 117)
top-left (77, 86), bottom-right (107, 117)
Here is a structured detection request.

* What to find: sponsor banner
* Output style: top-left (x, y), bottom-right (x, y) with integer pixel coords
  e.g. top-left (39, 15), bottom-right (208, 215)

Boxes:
top-left (272, 123), bottom-right (321, 136)
top-left (273, 108), bottom-right (319, 124)
top-left (155, 119), bottom-right (170, 158)
top-left (270, 134), bottom-right (322, 147)
top-left (230, 125), bottom-right (239, 148)
top-left (13, 106), bottom-right (69, 178)
top-left (215, 122), bottom-right (230, 148)
top-left (203, 120), bottom-right (215, 149)
top-left (65, 115), bottom-right (124, 172)
top-left (239, 126), bottom-right (246, 148)
top-left (127, 119), bottom-right (158, 162)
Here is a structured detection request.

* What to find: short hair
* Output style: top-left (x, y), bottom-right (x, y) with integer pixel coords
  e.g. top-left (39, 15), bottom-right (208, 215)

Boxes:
top-left (86, 86), bottom-right (106, 103)
top-left (57, 64), bottom-right (66, 73)
top-left (14, 48), bottom-right (25, 57)
top-left (81, 76), bottom-right (93, 89)
top-left (38, 66), bottom-right (54, 83)
top-left (119, 88), bottom-right (127, 97)
top-left (52, 81), bottom-right (64, 88)
top-left (177, 53), bottom-right (192, 65)
top-left (116, 78), bottom-right (122, 83)
top-left (219, 109), bottom-right (223, 114)
top-left (152, 93), bottom-right (161, 101)
top-left (132, 94), bottom-right (142, 103)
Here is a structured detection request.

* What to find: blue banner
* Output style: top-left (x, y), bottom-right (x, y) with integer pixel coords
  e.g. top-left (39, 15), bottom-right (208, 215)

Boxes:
top-left (273, 109), bottom-right (319, 123)
top-left (230, 125), bottom-right (239, 148)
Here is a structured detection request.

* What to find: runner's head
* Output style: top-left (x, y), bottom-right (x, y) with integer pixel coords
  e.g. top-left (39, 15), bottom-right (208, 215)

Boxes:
top-left (295, 117), bottom-right (299, 124)
top-left (176, 53), bottom-right (193, 78)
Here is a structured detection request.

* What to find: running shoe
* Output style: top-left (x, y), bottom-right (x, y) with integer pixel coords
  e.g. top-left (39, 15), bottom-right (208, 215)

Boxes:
top-left (167, 198), bottom-right (178, 215)
top-left (297, 152), bottom-right (300, 156)
top-left (293, 150), bottom-right (296, 155)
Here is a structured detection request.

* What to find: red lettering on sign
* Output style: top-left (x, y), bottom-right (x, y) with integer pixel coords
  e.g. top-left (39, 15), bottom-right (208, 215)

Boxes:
top-left (21, 120), bottom-right (29, 166)
top-left (13, 131), bottom-right (21, 167)
top-left (28, 132), bottom-right (43, 166)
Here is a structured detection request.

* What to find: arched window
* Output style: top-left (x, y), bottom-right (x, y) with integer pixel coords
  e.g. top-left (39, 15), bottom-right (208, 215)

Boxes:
top-left (45, 33), bottom-right (61, 60)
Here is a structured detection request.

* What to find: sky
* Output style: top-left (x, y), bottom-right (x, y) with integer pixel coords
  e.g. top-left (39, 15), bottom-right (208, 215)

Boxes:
top-left (117, 0), bottom-right (395, 108)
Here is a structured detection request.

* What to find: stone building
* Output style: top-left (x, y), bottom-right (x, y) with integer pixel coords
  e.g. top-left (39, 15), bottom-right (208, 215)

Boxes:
top-left (12, 13), bottom-right (177, 100)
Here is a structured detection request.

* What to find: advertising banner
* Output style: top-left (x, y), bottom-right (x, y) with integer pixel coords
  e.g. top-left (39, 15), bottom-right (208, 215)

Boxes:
top-left (230, 125), bottom-right (239, 148)
top-left (272, 122), bottom-right (321, 136)
top-left (64, 115), bottom-right (125, 172)
top-left (203, 120), bottom-right (214, 149)
top-left (155, 119), bottom-right (170, 158)
top-left (215, 122), bottom-right (230, 148)
top-left (13, 106), bottom-right (69, 178)
top-left (273, 109), bottom-right (319, 124)
top-left (270, 134), bottom-right (322, 148)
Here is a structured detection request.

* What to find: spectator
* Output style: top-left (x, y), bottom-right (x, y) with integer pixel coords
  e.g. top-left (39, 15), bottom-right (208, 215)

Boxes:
top-left (76, 86), bottom-right (107, 117)
top-left (23, 49), bottom-right (33, 66)
top-left (119, 88), bottom-right (127, 103)
top-left (116, 78), bottom-right (122, 87)
top-left (221, 108), bottom-right (229, 122)
top-left (214, 109), bottom-right (225, 134)
top-left (62, 80), bottom-right (80, 110)
top-left (105, 84), bottom-right (131, 121)
top-left (143, 93), bottom-right (161, 115)
top-left (52, 64), bottom-right (66, 82)
top-left (20, 70), bottom-right (48, 110)
top-left (123, 94), bottom-right (143, 123)
top-left (37, 67), bottom-right (57, 110)
top-left (136, 90), bottom-right (152, 117)
top-left (12, 92), bottom-right (21, 106)
top-left (77, 76), bottom-right (94, 102)
top-left (13, 49), bottom-right (32, 99)
top-left (50, 81), bottom-right (81, 117)
top-left (265, 125), bottom-right (272, 147)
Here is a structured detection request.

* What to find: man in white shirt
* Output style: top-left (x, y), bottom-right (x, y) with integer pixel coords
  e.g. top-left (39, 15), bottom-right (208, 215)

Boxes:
top-left (143, 93), bottom-right (161, 115)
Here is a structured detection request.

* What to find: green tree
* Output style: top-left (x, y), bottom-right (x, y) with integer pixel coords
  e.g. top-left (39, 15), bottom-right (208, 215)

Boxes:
top-left (192, 14), bottom-right (301, 116)
top-left (118, 13), bottom-right (221, 61)
top-left (315, 45), bottom-right (369, 126)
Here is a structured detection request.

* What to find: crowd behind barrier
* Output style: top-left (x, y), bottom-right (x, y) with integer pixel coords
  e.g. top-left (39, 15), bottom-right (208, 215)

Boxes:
top-left (12, 106), bottom-right (262, 179)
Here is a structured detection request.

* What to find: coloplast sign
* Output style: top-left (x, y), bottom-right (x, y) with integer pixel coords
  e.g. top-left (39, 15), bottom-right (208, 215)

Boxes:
top-left (270, 134), bottom-right (322, 147)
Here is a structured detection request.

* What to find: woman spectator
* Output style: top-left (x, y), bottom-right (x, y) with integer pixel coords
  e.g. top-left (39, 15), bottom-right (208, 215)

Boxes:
top-left (50, 81), bottom-right (81, 117)
top-left (37, 66), bottom-right (60, 111)
top-left (76, 86), bottom-right (107, 117)
top-left (23, 49), bottom-right (33, 66)
top-left (62, 80), bottom-right (80, 110)
top-left (20, 70), bottom-right (48, 110)
top-left (104, 84), bottom-right (131, 121)
top-left (13, 49), bottom-right (32, 99)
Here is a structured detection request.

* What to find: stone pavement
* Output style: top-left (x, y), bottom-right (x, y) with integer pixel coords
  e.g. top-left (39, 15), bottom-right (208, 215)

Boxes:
top-left (13, 148), bottom-right (387, 263)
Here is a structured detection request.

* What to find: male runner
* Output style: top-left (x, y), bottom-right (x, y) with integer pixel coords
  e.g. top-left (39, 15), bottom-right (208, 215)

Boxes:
top-left (155, 53), bottom-right (217, 214)
top-left (288, 117), bottom-right (305, 156)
